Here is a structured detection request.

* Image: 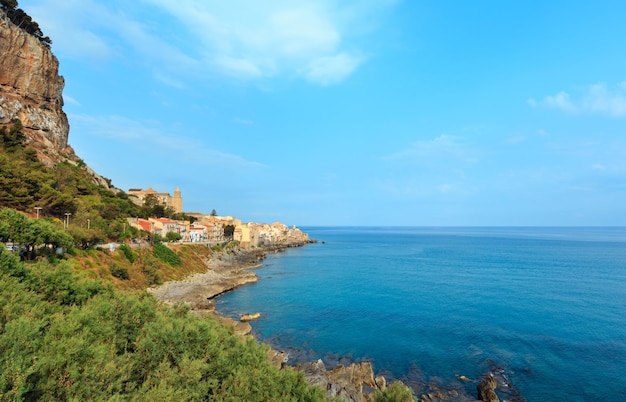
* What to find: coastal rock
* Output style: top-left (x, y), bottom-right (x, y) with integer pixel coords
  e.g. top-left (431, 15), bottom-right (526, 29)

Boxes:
top-left (210, 313), bottom-right (252, 336)
top-left (295, 360), bottom-right (382, 402)
top-left (267, 349), bottom-right (289, 369)
top-left (476, 375), bottom-right (499, 402)
top-left (375, 375), bottom-right (386, 391)
top-left (0, 9), bottom-right (69, 152)
top-left (297, 359), bottom-right (329, 390)
top-left (233, 322), bottom-right (252, 336)
top-left (240, 312), bottom-right (261, 322)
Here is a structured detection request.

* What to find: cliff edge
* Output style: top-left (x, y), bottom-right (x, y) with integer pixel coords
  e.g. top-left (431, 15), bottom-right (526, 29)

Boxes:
top-left (0, 8), bottom-right (69, 158)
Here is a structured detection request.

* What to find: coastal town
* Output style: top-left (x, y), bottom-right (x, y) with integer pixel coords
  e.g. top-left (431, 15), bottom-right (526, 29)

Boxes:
top-left (126, 186), bottom-right (310, 248)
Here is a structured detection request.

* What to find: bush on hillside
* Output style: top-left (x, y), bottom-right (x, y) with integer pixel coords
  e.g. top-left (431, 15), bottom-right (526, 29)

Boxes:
top-left (109, 264), bottom-right (130, 280)
top-left (0, 247), bottom-right (325, 401)
top-left (118, 243), bottom-right (136, 263)
top-left (373, 381), bottom-right (417, 402)
top-left (153, 242), bottom-right (181, 267)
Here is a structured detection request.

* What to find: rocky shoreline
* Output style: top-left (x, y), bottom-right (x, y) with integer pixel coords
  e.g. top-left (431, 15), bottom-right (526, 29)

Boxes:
top-left (147, 242), bottom-right (522, 402)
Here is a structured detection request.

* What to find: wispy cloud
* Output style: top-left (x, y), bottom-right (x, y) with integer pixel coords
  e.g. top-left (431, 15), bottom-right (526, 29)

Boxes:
top-left (374, 134), bottom-right (481, 198)
top-left (383, 134), bottom-right (480, 165)
top-left (528, 81), bottom-right (626, 117)
top-left (69, 114), bottom-right (265, 170)
top-left (304, 52), bottom-right (364, 86)
top-left (232, 118), bottom-right (255, 125)
top-left (30, 0), bottom-right (397, 86)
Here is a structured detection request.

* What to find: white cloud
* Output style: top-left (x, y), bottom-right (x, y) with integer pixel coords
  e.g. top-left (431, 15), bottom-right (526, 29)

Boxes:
top-left (30, 0), bottom-right (396, 86)
top-left (63, 95), bottom-right (81, 106)
top-left (212, 55), bottom-right (264, 79)
top-left (529, 81), bottom-right (626, 117)
top-left (304, 52), bottom-right (364, 86)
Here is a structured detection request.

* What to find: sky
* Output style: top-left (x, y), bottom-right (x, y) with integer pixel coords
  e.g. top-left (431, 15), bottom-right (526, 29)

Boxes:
top-left (24, 0), bottom-right (626, 226)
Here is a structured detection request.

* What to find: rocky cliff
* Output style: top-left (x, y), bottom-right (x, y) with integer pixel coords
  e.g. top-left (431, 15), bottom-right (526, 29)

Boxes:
top-left (0, 8), bottom-right (69, 155)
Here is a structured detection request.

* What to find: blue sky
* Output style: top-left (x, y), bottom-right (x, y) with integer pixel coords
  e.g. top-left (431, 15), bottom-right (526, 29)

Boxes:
top-left (26, 0), bottom-right (626, 226)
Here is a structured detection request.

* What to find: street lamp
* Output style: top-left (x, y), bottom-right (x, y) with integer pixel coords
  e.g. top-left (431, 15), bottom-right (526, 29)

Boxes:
top-left (64, 213), bottom-right (71, 230)
top-left (34, 207), bottom-right (42, 219)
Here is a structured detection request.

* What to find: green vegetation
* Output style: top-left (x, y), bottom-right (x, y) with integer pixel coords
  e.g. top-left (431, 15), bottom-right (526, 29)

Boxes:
top-left (0, 208), bottom-right (73, 260)
top-left (153, 242), bottom-right (182, 267)
top-left (0, 119), bottom-right (191, 247)
top-left (109, 263), bottom-right (130, 280)
top-left (165, 231), bottom-right (183, 242)
top-left (1, 0), bottom-right (51, 46)
top-left (0, 249), bottom-right (324, 400)
top-left (223, 224), bottom-right (235, 239)
top-left (0, 120), bottom-right (143, 233)
top-left (118, 243), bottom-right (136, 263)
top-left (373, 381), bottom-right (417, 402)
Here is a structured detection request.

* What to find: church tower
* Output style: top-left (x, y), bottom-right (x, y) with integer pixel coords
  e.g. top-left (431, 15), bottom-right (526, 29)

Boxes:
top-left (172, 187), bottom-right (183, 213)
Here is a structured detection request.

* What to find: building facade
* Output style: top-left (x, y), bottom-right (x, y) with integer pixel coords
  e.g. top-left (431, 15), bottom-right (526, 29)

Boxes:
top-left (128, 186), bottom-right (183, 213)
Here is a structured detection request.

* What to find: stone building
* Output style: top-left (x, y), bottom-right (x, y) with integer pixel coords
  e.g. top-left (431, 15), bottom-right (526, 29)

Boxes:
top-left (128, 186), bottom-right (183, 213)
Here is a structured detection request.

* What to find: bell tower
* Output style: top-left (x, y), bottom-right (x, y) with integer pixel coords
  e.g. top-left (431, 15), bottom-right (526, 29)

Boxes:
top-left (172, 187), bottom-right (183, 213)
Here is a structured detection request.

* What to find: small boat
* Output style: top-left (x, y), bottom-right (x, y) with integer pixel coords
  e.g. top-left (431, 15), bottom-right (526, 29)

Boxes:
top-left (240, 312), bottom-right (261, 322)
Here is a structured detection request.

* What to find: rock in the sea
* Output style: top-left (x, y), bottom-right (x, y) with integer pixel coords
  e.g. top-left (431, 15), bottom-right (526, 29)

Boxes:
top-left (240, 312), bottom-right (261, 322)
top-left (454, 373), bottom-right (472, 382)
top-left (477, 375), bottom-right (499, 402)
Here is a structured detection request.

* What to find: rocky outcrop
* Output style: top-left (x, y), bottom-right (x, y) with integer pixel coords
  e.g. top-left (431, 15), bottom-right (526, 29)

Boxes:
top-left (295, 359), bottom-right (387, 402)
top-left (476, 375), bottom-right (499, 402)
top-left (0, 9), bottom-right (69, 153)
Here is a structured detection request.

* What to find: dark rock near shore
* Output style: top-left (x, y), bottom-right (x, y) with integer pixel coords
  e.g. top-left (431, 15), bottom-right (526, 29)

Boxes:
top-left (477, 375), bottom-right (499, 402)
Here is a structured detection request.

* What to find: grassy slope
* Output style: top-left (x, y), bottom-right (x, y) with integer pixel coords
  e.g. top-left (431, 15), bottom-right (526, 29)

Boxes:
top-left (69, 244), bottom-right (218, 291)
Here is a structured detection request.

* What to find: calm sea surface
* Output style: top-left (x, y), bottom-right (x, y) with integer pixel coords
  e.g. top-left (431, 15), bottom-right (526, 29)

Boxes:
top-left (215, 227), bottom-right (626, 401)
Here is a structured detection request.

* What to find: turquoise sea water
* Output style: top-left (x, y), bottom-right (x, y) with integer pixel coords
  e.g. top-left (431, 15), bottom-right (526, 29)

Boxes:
top-left (215, 227), bottom-right (626, 401)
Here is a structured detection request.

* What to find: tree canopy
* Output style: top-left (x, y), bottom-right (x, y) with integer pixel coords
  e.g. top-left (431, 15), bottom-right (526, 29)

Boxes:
top-left (1, 0), bottom-right (52, 46)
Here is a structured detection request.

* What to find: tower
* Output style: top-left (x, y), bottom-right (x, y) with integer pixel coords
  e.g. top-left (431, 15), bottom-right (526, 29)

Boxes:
top-left (172, 187), bottom-right (183, 213)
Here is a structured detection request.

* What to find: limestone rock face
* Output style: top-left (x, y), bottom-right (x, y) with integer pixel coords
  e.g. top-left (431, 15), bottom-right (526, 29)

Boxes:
top-left (0, 9), bottom-right (69, 151)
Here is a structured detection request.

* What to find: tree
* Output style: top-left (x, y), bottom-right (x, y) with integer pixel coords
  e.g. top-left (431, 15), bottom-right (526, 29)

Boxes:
top-left (67, 226), bottom-right (106, 249)
top-left (0, 0), bottom-right (18, 11)
top-left (142, 194), bottom-right (166, 218)
top-left (0, 119), bottom-right (25, 150)
top-left (0, 208), bottom-right (73, 259)
top-left (165, 231), bottom-right (182, 242)
top-left (1, 2), bottom-right (52, 46)
top-left (210, 209), bottom-right (217, 217)
top-left (223, 224), bottom-right (235, 239)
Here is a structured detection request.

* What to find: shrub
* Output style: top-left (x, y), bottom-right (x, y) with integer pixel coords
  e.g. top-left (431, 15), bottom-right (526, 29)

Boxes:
top-left (165, 231), bottom-right (182, 242)
top-left (140, 254), bottom-right (161, 286)
top-left (0, 250), bottom-right (325, 401)
top-left (118, 244), bottom-right (136, 263)
top-left (153, 243), bottom-right (181, 267)
top-left (110, 264), bottom-right (130, 280)
top-left (373, 381), bottom-right (417, 402)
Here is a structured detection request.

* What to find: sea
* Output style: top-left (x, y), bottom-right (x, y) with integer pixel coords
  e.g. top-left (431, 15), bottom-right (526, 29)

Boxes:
top-left (215, 227), bottom-right (626, 401)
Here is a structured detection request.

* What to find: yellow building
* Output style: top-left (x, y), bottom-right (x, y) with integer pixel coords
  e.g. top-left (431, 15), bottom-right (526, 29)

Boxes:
top-left (128, 186), bottom-right (183, 213)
